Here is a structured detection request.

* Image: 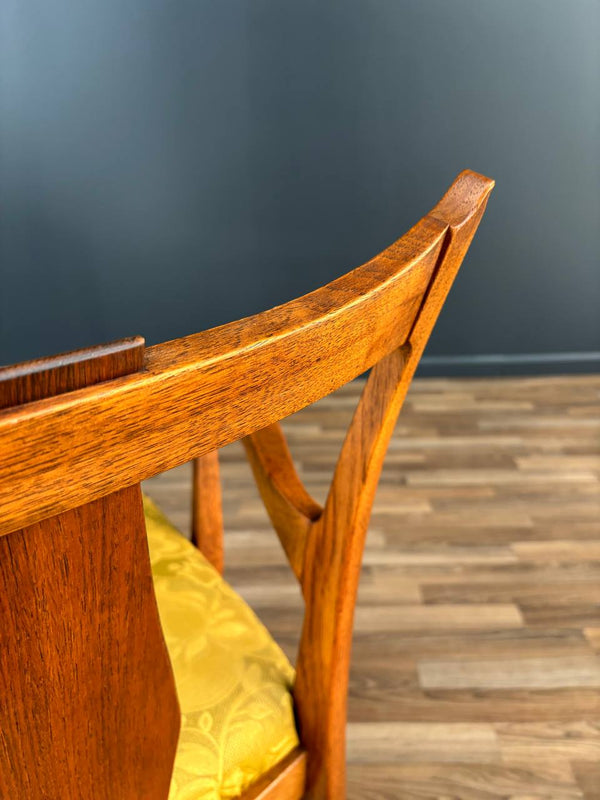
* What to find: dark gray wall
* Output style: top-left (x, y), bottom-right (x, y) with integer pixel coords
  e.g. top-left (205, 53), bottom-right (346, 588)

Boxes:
top-left (1, 0), bottom-right (599, 373)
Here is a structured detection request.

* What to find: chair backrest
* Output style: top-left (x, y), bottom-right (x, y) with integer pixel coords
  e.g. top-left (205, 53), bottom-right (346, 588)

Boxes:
top-left (0, 170), bottom-right (493, 798)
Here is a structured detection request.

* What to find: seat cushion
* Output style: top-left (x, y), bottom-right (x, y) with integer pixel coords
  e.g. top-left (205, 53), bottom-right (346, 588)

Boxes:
top-left (143, 496), bottom-right (299, 800)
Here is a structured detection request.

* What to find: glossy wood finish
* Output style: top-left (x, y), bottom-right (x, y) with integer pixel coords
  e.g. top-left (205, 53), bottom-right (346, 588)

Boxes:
top-left (192, 451), bottom-right (224, 572)
top-left (0, 205), bottom-right (446, 539)
top-left (0, 335), bottom-right (144, 410)
top-left (0, 170), bottom-right (493, 799)
top-left (146, 373), bottom-right (600, 800)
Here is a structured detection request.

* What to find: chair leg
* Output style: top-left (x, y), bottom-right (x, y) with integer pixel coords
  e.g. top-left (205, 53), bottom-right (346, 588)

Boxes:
top-left (191, 451), bottom-right (224, 573)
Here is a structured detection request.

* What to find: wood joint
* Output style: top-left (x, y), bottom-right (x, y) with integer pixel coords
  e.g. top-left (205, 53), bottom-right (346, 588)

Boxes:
top-left (0, 336), bottom-right (145, 410)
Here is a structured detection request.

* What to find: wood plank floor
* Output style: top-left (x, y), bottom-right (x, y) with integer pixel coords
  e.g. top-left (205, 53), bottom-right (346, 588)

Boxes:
top-left (144, 374), bottom-right (600, 800)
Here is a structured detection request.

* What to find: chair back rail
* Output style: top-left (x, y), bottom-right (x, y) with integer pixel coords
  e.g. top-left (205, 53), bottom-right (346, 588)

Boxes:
top-left (0, 210), bottom-right (445, 538)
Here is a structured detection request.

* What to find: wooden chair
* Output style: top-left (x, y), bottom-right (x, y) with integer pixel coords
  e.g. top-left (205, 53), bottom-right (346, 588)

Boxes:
top-left (0, 170), bottom-right (493, 799)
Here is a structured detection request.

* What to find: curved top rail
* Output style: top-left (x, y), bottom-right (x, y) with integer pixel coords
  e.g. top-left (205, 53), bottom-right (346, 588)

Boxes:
top-left (0, 171), bottom-right (493, 537)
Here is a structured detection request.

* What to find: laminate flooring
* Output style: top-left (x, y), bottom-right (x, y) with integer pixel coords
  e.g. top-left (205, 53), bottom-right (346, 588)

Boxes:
top-left (144, 375), bottom-right (600, 799)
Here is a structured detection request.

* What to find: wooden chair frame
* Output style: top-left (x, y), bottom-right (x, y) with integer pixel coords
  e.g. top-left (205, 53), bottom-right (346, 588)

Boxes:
top-left (0, 170), bottom-right (493, 799)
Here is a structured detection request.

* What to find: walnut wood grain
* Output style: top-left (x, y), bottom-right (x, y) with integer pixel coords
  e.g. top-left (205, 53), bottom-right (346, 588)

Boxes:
top-left (0, 335), bottom-right (145, 410)
top-left (0, 210), bottom-right (446, 538)
top-left (0, 485), bottom-right (180, 799)
top-left (192, 451), bottom-right (225, 572)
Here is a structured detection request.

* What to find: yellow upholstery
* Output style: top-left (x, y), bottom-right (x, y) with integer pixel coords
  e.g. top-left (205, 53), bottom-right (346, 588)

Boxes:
top-left (143, 496), bottom-right (299, 800)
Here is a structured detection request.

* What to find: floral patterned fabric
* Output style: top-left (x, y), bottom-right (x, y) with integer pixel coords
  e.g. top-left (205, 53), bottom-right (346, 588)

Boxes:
top-left (143, 495), bottom-right (299, 800)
